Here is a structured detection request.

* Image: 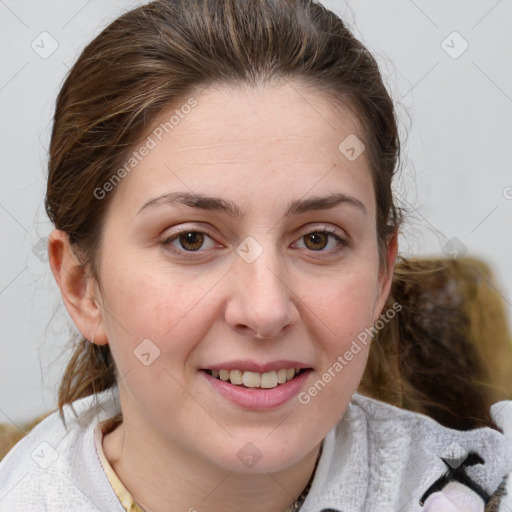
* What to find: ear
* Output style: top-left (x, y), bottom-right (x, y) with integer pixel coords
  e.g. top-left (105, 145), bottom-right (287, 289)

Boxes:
top-left (373, 231), bottom-right (399, 321)
top-left (48, 229), bottom-right (108, 345)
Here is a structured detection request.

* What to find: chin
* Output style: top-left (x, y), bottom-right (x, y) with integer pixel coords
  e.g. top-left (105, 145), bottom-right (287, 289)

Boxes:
top-left (205, 435), bottom-right (316, 475)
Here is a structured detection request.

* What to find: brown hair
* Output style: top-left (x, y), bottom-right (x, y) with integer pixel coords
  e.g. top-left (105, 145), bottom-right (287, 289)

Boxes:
top-left (359, 256), bottom-right (512, 430)
top-left (46, 0), bottom-right (403, 418)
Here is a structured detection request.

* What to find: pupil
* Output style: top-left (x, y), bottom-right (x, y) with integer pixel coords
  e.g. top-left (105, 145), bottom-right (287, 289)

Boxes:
top-left (180, 232), bottom-right (204, 251)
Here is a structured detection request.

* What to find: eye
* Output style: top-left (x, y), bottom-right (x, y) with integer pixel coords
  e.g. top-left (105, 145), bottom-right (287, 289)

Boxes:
top-left (294, 229), bottom-right (348, 253)
top-left (161, 230), bottom-right (218, 253)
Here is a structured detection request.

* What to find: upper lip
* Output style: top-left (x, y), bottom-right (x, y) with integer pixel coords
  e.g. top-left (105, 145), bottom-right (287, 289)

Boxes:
top-left (202, 360), bottom-right (312, 373)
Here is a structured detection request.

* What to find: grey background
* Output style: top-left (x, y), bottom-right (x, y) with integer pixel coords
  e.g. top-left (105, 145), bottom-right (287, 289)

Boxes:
top-left (1, 0), bottom-right (511, 425)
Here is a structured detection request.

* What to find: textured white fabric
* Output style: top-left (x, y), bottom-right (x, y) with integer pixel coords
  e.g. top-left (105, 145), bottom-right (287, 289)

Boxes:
top-left (300, 393), bottom-right (511, 512)
top-left (0, 387), bottom-right (510, 512)
top-left (490, 400), bottom-right (512, 511)
top-left (0, 388), bottom-right (124, 512)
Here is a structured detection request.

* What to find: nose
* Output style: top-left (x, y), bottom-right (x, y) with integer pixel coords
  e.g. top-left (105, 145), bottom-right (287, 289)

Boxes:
top-left (224, 247), bottom-right (300, 340)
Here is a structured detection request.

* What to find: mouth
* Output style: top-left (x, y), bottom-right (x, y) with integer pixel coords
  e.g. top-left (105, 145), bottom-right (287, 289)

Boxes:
top-left (200, 360), bottom-right (313, 409)
top-left (202, 367), bottom-right (311, 389)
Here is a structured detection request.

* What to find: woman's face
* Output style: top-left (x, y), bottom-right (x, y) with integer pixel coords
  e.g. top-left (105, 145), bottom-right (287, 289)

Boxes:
top-left (91, 82), bottom-right (395, 473)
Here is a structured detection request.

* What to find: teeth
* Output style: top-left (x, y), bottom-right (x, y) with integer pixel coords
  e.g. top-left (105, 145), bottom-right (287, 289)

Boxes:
top-left (209, 368), bottom-right (303, 389)
top-left (242, 371), bottom-right (261, 388)
top-left (229, 370), bottom-right (243, 385)
top-left (260, 371), bottom-right (278, 388)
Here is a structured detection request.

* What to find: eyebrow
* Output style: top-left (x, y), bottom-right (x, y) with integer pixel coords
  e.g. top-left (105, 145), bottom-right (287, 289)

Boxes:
top-left (138, 191), bottom-right (366, 217)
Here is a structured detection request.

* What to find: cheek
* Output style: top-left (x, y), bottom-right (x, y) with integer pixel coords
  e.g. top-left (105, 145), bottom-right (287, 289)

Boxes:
top-left (300, 267), bottom-right (379, 395)
top-left (98, 258), bottom-right (220, 365)
top-left (305, 267), bottom-right (379, 340)
top-left (296, 272), bottom-right (377, 429)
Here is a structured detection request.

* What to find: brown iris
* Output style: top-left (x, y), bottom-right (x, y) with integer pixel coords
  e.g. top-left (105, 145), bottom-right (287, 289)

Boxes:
top-left (303, 232), bottom-right (329, 251)
top-left (179, 232), bottom-right (205, 251)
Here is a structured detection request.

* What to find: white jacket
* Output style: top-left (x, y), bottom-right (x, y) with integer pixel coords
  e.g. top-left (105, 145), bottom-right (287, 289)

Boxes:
top-left (0, 387), bottom-right (510, 512)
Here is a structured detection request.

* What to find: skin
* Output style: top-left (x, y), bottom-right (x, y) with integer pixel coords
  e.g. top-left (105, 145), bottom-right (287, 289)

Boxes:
top-left (49, 81), bottom-right (397, 512)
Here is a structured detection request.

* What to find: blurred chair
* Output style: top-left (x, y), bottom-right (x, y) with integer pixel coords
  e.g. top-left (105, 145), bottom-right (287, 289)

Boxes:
top-left (0, 411), bottom-right (54, 461)
top-left (0, 424), bottom-right (24, 461)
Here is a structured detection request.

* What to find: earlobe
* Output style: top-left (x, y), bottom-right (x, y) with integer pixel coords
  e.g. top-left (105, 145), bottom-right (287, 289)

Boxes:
top-left (48, 229), bottom-right (108, 345)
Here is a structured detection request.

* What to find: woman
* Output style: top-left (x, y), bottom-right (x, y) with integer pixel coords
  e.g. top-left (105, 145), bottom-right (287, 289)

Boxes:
top-left (0, 1), bottom-right (510, 511)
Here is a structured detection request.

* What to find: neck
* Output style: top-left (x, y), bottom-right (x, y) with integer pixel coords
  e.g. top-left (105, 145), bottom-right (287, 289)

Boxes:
top-left (102, 419), bottom-right (322, 512)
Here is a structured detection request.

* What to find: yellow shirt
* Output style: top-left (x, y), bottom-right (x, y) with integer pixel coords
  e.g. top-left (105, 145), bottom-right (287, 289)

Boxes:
top-left (94, 415), bottom-right (144, 512)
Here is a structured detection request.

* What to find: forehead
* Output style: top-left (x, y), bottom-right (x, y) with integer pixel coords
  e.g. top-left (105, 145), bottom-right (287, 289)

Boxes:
top-left (109, 82), bottom-right (374, 215)
top-left (168, 82), bottom-right (364, 161)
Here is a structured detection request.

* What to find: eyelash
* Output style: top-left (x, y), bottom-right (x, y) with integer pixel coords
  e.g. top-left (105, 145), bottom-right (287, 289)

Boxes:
top-left (160, 226), bottom-right (348, 259)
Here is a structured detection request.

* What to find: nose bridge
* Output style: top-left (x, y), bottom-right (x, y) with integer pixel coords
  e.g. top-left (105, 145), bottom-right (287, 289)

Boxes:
top-left (226, 236), bottom-right (298, 338)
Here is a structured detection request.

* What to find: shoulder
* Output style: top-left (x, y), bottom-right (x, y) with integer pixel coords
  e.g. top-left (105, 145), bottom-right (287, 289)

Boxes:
top-left (302, 393), bottom-right (512, 512)
top-left (347, 392), bottom-right (509, 453)
top-left (0, 387), bottom-right (124, 512)
top-left (352, 393), bottom-right (512, 510)
top-left (348, 391), bottom-right (510, 452)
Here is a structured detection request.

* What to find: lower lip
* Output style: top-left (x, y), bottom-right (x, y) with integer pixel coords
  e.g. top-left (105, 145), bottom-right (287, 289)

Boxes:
top-left (201, 369), bottom-right (312, 410)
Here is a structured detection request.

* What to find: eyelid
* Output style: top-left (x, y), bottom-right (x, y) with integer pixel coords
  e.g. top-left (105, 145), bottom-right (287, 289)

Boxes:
top-left (296, 223), bottom-right (348, 242)
top-left (161, 222), bottom-right (217, 241)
